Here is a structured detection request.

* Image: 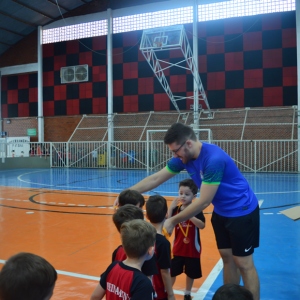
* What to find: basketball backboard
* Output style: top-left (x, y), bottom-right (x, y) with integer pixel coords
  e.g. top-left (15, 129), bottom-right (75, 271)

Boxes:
top-left (140, 25), bottom-right (183, 51)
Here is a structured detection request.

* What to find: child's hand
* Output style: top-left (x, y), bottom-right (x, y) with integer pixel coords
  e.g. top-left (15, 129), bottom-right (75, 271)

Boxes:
top-left (168, 294), bottom-right (176, 300)
top-left (169, 197), bottom-right (180, 210)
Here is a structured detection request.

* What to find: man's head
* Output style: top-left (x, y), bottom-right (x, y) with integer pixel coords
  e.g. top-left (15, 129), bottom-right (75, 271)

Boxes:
top-left (121, 219), bottom-right (156, 260)
top-left (0, 252), bottom-right (57, 300)
top-left (212, 284), bottom-right (254, 300)
top-left (146, 195), bottom-right (168, 225)
top-left (113, 204), bottom-right (144, 232)
top-left (164, 123), bottom-right (197, 164)
top-left (178, 179), bottom-right (198, 206)
top-left (119, 189), bottom-right (145, 208)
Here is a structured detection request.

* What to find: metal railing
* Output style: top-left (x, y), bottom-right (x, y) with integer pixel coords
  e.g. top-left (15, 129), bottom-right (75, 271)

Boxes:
top-left (0, 140), bottom-right (299, 173)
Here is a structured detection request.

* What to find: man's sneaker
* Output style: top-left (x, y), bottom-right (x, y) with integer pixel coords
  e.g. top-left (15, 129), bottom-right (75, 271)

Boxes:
top-left (184, 295), bottom-right (192, 300)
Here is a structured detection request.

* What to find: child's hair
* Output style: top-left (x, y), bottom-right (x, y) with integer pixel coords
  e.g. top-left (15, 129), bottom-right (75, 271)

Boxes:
top-left (212, 284), bottom-right (254, 300)
top-left (179, 178), bottom-right (198, 195)
top-left (119, 189), bottom-right (145, 208)
top-left (113, 204), bottom-right (144, 232)
top-left (121, 219), bottom-right (156, 259)
top-left (146, 195), bottom-right (168, 224)
top-left (0, 252), bottom-right (57, 300)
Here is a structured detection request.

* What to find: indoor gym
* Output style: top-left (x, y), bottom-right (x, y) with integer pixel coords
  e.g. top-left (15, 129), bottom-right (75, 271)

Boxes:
top-left (0, 0), bottom-right (300, 300)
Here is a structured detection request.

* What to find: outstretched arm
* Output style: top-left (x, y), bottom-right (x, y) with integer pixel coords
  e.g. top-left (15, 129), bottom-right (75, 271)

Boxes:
top-left (164, 184), bottom-right (219, 234)
top-left (129, 168), bottom-right (176, 193)
top-left (114, 168), bottom-right (176, 208)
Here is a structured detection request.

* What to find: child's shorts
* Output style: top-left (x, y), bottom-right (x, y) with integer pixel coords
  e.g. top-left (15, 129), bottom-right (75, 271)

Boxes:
top-left (171, 255), bottom-right (202, 279)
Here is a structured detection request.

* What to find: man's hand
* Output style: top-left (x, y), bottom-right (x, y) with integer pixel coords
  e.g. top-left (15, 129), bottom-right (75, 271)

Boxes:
top-left (113, 196), bottom-right (119, 211)
top-left (163, 217), bottom-right (175, 236)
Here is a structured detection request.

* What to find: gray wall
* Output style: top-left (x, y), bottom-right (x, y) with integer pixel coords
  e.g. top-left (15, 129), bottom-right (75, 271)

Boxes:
top-left (0, 157), bottom-right (50, 169)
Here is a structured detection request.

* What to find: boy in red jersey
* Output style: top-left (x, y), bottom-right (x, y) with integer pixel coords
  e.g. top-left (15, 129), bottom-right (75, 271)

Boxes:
top-left (90, 219), bottom-right (156, 300)
top-left (146, 195), bottom-right (175, 300)
top-left (112, 204), bottom-right (158, 277)
top-left (168, 179), bottom-right (205, 300)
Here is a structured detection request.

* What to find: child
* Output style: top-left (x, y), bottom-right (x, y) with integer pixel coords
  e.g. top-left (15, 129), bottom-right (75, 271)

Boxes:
top-left (146, 195), bottom-right (175, 300)
top-left (90, 219), bottom-right (156, 300)
top-left (168, 179), bottom-right (205, 300)
top-left (118, 189), bottom-right (145, 208)
top-left (112, 204), bottom-right (158, 277)
top-left (117, 190), bottom-right (172, 255)
top-left (212, 283), bottom-right (254, 300)
top-left (0, 252), bottom-right (57, 300)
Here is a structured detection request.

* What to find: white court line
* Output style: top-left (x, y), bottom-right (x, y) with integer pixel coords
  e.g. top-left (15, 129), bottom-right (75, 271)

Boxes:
top-left (68, 204), bottom-right (76, 206)
top-left (263, 213), bottom-right (273, 215)
top-left (58, 203), bottom-right (66, 205)
top-left (0, 259), bottom-right (195, 296)
top-left (194, 199), bottom-right (264, 300)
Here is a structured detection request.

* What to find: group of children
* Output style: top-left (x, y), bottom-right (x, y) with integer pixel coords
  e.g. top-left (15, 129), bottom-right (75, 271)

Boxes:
top-left (0, 178), bottom-right (254, 300)
top-left (91, 178), bottom-right (205, 300)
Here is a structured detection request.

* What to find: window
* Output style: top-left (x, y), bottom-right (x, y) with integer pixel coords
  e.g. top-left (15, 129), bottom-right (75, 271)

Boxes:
top-left (198, 0), bottom-right (295, 22)
top-left (43, 20), bottom-right (108, 44)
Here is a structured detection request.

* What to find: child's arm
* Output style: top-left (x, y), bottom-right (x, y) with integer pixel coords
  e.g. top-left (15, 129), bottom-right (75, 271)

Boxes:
top-left (190, 217), bottom-right (205, 229)
top-left (167, 198), bottom-right (180, 219)
top-left (90, 283), bottom-right (105, 300)
top-left (160, 269), bottom-right (175, 300)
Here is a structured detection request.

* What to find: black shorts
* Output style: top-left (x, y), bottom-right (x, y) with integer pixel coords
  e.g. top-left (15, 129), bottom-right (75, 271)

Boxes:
top-left (171, 255), bottom-right (202, 279)
top-left (211, 204), bottom-right (260, 257)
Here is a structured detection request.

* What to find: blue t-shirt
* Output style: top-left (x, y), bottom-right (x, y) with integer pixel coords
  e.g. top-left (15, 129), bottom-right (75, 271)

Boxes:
top-left (166, 143), bottom-right (258, 217)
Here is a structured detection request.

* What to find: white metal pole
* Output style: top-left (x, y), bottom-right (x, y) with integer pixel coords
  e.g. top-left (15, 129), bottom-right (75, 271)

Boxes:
top-left (107, 8), bottom-right (113, 168)
top-left (37, 26), bottom-right (44, 143)
top-left (296, 0), bottom-right (300, 171)
top-left (193, 0), bottom-right (199, 128)
top-left (0, 71), bottom-right (2, 135)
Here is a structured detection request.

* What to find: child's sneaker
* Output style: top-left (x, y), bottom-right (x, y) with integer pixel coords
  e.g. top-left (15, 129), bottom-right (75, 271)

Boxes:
top-left (184, 295), bottom-right (192, 300)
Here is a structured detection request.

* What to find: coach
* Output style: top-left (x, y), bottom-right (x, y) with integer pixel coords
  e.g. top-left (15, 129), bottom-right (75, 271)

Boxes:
top-left (119, 123), bottom-right (260, 300)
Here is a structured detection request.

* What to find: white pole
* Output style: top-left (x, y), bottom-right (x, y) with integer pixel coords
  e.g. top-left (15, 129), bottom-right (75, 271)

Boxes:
top-left (37, 26), bottom-right (44, 143)
top-left (107, 8), bottom-right (113, 168)
top-left (193, 0), bottom-right (199, 128)
top-left (296, 0), bottom-right (300, 171)
top-left (0, 71), bottom-right (2, 135)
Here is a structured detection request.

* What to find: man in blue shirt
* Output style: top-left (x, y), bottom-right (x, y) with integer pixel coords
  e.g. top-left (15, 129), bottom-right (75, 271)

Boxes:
top-left (116, 123), bottom-right (260, 300)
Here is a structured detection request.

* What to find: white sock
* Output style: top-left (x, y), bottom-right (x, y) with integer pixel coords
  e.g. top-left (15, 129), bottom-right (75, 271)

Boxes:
top-left (184, 289), bottom-right (191, 295)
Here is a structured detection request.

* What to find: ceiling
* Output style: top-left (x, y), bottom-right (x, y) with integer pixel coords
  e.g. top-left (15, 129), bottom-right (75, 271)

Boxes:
top-left (0, 0), bottom-right (222, 58)
top-left (0, 0), bottom-right (94, 56)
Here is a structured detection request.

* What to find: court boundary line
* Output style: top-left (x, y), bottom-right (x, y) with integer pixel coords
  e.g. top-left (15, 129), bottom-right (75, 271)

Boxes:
top-left (0, 260), bottom-right (196, 296)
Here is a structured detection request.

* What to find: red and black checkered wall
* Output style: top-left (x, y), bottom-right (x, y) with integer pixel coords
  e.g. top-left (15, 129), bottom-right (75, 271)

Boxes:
top-left (1, 73), bottom-right (38, 118)
top-left (1, 11), bottom-right (297, 118)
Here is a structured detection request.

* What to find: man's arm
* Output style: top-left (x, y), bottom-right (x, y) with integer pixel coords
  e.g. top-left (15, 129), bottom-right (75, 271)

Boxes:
top-left (90, 283), bottom-right (105, 300)
top-left (164, 184), bottom-right (219, 235)
top-left (161, 269), bottom-right (175, 300)
top-left (129, 168), bottom-right (176, 193)
top-left (114, 168), bottom-right (176, 207)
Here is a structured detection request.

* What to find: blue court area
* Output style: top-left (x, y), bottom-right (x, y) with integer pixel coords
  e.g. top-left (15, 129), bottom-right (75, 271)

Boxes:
top-left (0, 168), bottom-right (300, 299)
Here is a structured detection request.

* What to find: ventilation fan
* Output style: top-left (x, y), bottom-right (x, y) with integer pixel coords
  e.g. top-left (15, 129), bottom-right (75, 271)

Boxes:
top-left (61, 65), bottom-right (88, 83)
top-left (61, 67), bottom-right (75, 83)
top-left (75, 65), bottom-right (88, 82)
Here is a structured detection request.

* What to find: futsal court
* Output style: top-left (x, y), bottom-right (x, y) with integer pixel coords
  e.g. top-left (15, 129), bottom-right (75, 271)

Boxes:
top-left (0, 168), bottom-right (299, 300)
